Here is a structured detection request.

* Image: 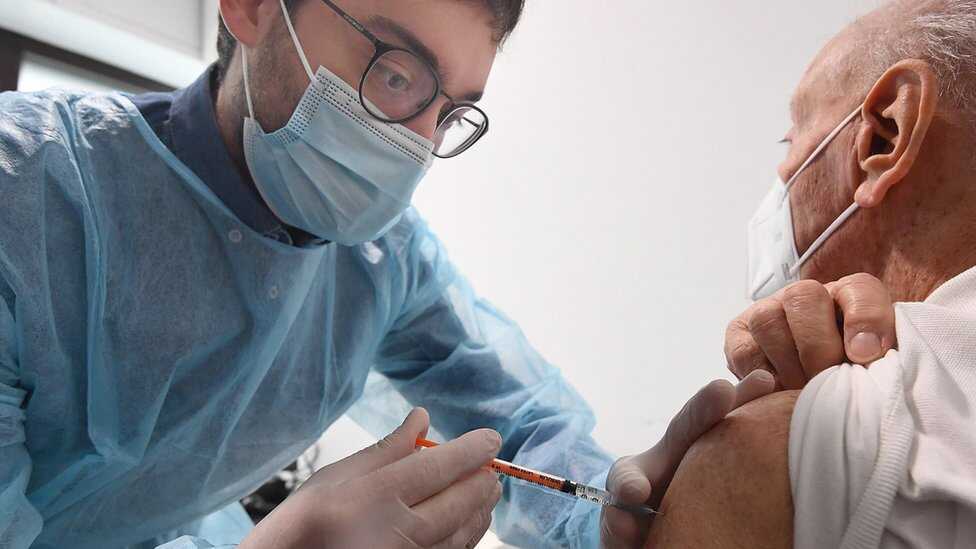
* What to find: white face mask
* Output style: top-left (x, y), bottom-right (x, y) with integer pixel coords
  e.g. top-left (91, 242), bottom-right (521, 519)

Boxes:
top-left (746, 106), bottom-right (862, 300)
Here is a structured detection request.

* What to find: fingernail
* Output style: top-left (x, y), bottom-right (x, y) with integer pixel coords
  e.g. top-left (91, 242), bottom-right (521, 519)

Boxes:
top-left (849, 332), bottom-right (882, 362)
top-left (485, 430), bottom-right (502, 451)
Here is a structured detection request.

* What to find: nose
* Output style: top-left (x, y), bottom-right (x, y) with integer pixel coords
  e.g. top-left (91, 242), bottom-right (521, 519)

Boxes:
top-left (401, 96), bottom-right (450, 142)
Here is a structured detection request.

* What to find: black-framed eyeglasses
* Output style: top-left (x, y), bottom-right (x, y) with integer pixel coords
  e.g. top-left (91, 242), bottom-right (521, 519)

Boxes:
top-left (318, 0), bottom-right (489, 158)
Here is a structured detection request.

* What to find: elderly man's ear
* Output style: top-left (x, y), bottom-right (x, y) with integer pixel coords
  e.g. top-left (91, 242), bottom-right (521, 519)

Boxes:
top-left (853, 59), bottom-right (939, 208)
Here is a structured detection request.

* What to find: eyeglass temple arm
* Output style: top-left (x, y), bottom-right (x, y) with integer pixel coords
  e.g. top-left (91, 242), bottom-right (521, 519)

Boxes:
top-left (318, 0), bottom-right (383, 46)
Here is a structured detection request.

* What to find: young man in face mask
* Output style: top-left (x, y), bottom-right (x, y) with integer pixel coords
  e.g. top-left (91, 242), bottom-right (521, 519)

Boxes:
top-left (0, 1), bottom-right (903, 547)
top-left (643, 1), bottom-right (976, 547)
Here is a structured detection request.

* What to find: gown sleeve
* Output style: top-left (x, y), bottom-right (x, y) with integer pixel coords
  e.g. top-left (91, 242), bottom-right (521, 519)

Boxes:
top-left (0, 280), bottom-right (44, 548)
top-left (349, 216), bottom-right (614, 548)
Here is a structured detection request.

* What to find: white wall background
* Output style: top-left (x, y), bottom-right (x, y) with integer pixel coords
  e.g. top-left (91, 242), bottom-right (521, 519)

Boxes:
top-left (324, 3), bottom-right (882, 545)
top-left (7, 1), bottom-right (885, 546)
top-left (327, 0), bottom-right (882, 459)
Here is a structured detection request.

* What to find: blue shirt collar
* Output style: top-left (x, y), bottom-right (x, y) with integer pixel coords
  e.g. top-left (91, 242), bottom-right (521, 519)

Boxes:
top-left (169, 68), bottom-right (289, 238)
top-left (130, 66), bottom-right (324, 247)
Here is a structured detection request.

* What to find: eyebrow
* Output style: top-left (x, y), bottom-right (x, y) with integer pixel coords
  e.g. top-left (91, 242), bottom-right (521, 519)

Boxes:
top-left (366, 15), bottom-right (484, 102)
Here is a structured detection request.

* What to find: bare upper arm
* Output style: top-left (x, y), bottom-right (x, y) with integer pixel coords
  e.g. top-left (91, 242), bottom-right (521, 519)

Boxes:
top-left (645, 390), bottom-right (800, 549)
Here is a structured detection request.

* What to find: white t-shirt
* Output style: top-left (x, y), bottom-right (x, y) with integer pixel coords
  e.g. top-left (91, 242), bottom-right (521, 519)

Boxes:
top-left (790, 266), bottom-right (976, 548)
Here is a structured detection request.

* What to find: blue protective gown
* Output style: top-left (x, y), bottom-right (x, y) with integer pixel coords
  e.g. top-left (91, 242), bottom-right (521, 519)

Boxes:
top-left (0, 90), bottom-right (613, 548)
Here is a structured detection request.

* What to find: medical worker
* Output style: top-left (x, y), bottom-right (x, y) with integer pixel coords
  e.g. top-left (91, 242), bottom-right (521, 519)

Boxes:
top-left (0, 1), bottom-right (893, 547)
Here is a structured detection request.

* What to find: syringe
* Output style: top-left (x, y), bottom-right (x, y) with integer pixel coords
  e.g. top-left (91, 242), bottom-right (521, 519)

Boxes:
top-left (415, 438), bottom-right (659, 516)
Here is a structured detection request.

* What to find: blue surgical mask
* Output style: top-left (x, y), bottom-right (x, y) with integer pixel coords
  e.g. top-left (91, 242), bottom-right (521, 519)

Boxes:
top-left (746, 106), bottom-right (862, 300)
top-left (240, 0), bottom-right (434, 245)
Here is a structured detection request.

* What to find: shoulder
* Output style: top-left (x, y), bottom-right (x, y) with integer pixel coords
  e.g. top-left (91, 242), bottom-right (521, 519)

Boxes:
top-left (375, 208), bottom-right (439, 258)
top-left (0, 89), bottom-right (133, 171)
top-left (0, 90), bottom-right (131, 289)
top-left (345, 208), bottom-right (462, 317)
top-left (368, 207), bottom-right (457, 282)
top-left (647, 391), bottom-right (798, 548)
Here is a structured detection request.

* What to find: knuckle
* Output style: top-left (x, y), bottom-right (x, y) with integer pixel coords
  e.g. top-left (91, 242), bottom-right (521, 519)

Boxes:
top-left (844, 302), bottom-right (889, 327)
top-left (375, 435), bottom-right (396, 453)
top-left (600, 510), bottom-right (626, 547)
top-left (465, 512), bottom-right (492, 549)
top-left (409, 512), bottom-right (435, 544)
top-left (783, 279), bottom-right (830, 309)
top-left (670, 400), bottom-right (697, 448)
top-left (475, 470), bottom-right (498, 497)
top-left (367, 469), bottom-right (400, 499)
top-left (607, 455), bottom-right (642, 494)
top-left (838, 282), bottom-right (891, 316)
top-left (482, 507), bottom-right (494, 530)
top-left (725, 317), bottom-right (748, 340)
top-left (727, 342), bottom-right (764, 374)
top-left (746, 301), bottom-right (787, 336)
top-left (839, 272), bottom-right (882, 288)
top-left (418, 454), bottom-right (446, 485)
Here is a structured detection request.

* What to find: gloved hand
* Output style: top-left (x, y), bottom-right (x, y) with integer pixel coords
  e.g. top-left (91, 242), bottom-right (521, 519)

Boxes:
top-left (600, 370), bottom-right (776, 548)
top-left (725, 273), bottom-right (897, 389)
top-left (239, 408), bottom-right (502, 549)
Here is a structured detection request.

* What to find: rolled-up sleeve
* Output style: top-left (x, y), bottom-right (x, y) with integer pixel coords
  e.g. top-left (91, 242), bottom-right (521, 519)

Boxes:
top-left (789, 350), bottom-right (913, 549)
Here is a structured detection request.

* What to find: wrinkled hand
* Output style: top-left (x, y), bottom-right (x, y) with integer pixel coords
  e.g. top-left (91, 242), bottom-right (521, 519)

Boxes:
top-left (726, 273), bottom-right (897, 389)
top-left (240, 408), bottom-right (502, 549)
top-left (600, 370), bottom-right (776, 548)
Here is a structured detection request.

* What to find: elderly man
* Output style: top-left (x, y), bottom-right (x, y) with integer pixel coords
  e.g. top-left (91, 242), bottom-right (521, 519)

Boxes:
top-left (632, 1), bottom-right (976, 547)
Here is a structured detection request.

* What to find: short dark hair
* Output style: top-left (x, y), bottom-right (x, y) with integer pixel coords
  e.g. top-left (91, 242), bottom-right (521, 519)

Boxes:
top-left (215, 0), bottom-right (526, 84)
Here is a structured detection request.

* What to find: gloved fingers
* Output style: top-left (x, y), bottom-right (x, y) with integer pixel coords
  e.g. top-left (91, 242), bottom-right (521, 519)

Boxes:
top-left (600, 505), bottom-right (650, 549)
top-left (601, 455), bottom-right (654, 547)
top-left (781, 280), bottom-right (846, 381)
top-left (732, 369), bottom-right (776, 409)
top-left (746, 294), bottom-right (806, 389)
top-left (307, 407), bottom-right (430, 489)
top-left (384, 428), bottom-right (501, 507)
top-left (826, 273), bottom-right (896, 364)
top-left (607, 454), bottom-right (652, 505)
top-left (411, 470), bottom-right (501, 547)
top-left (628, 379), bottom-right (735, 510)
top-left (656, 379), bottom-right (736, 468)
top-left (428, 501), bottom-right (495, 549)
top-left (725, 306), bottom-right (775, 382)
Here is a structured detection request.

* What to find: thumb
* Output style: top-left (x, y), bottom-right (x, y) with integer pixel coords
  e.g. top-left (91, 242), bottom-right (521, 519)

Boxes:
top-left (657, 379), bottom-right (736, 467)
top-left (377, 406), bottom-right (431, 457)
top-left (826, 274), bottom-right (896, 365)
top-left (607, 456), bottom-right (652, 505)
top-left (602, 456), bottom-right (653, 548)
top-left (309, 408), bottom-right (430, 487)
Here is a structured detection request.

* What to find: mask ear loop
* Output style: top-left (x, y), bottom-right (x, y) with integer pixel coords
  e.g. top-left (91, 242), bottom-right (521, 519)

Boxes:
top-left (790, 202), bottom-right (860, 276)
top-left (241, 49), bottom-right (256, 119)
top-left (218, 7), bottom-right (258, 119)
top-left (785, 104), bottom-right (864, 276)
top-left (278, 0), bottom-right (315, 81)
top-left (784, 106), bottom-right (862, 193)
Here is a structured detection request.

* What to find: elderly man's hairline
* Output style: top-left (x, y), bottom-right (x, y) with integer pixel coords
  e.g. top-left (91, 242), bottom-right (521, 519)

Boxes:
top-left (848, 0), bottom-right (976, 127)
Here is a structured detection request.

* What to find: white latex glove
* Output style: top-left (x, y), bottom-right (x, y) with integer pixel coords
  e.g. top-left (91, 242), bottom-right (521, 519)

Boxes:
top-left (239, 408), bottom-right (502, 549)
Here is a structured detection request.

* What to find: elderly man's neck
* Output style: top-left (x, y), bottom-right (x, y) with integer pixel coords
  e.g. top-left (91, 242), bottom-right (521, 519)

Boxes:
top-left (878, 134), bottom-right (976, 302)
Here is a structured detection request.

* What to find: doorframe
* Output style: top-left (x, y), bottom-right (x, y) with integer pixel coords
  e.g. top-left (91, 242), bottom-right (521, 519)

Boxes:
top-left (0, 28), bottom-right (169, 92)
